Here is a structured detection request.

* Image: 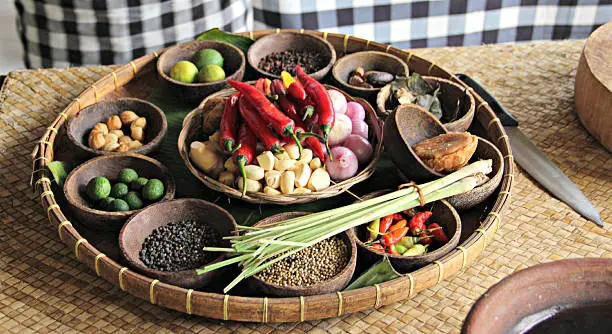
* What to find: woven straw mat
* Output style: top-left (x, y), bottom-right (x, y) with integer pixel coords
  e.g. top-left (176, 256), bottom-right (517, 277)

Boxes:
top-left (1, 40), bottom-right (610, 333)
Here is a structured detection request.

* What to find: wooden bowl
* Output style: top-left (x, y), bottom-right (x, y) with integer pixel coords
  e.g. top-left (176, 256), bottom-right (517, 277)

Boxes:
top-left (118, 198), bottom-right (237, 289)
top-left (332, 51), bottom-right (408, 100)
top-left (178, 85), bottom-right (382, 205)
top-left (63, 154), bottom-right (176, 231)
top-left (377, 76), bottom-right (475, 132)
top-left (157, 40), bottom-right (245, 103)
top-left (352, 195), bottom-right (461, 273)
top-left (462, 258), bottom-right (612, 334)
top-left (396, 137), bottom-right (504, 211)
top-left (247, 32), bottom-right (336, 81)
top-left (66, 98), bottom-right (167, 158)
top-left (246, 212), bottom-right (357, 297)
top-left (383, 104), bottom-right (447, 182)
top-left (446, 138), bottom-right (504, 210)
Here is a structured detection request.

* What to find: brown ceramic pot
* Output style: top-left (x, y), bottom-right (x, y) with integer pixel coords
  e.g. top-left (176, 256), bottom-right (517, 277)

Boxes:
top-left (63, 154), bottom-right (176, 231)
top-left (66, 98), bottom-right (167, 158)
top-left (352, 193), bottom-right (461, 273)
top-left (118, 198), bottom-right (237, 289)
top-left (246, 212), bottom-right (357, 297)
top-left (462, 258), bottom-right (612, 334)
top-left (157, 40), bottom-right (245, 103)
top-left (383, 104), bottom-right (448, 182)
top-left (332, 51), bottom-right (408, 100)
top-left (247, 32), bottom-right (336, 81)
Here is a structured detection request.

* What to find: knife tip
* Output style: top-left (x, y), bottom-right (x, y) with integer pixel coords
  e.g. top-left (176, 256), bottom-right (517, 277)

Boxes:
top-left (589, 216), bottom-right (604, 227)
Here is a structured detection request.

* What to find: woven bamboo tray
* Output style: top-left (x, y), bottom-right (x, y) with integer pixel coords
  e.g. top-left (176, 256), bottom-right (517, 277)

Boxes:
top-left (30, 29), bottom-right (513, 322)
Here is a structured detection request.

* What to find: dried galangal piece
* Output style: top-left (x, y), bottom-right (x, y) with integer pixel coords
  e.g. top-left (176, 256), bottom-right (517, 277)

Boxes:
top-left (413, 132), bottom-right (478, 173)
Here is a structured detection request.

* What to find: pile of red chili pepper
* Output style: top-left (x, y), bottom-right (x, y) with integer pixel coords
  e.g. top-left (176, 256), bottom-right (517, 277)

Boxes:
top-left (222, 65), bottom-right (335, 196)
top-left (365, 211), bottom-right (449, 256)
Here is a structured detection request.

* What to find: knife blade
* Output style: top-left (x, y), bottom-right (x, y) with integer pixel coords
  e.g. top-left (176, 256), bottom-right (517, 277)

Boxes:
top-left (456, 74), bottom-right (604, 227)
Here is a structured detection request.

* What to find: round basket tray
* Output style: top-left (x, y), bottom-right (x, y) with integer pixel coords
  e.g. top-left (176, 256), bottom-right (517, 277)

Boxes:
top-left (31, 29), bottom-right (513, 323)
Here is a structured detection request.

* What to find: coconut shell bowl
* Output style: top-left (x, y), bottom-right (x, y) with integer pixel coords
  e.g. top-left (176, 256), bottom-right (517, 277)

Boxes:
top-left (332, 51), bottom-right (409, 100)
top-left (63, 154), bottom-right (176, 231)
top-left (118, 198), bottom-right (237, 289)
top-left (66, 97), bottom-right (168, 158)
top-left (352, 194), bottom-right (461, 273)
top-left (157, 40), bottom-right (245, 103)
top-left (247, 32), bottom-right (336, 81)
top-left (246, 212), bottom-right (357, 297)
top-left (377, 76), bottom-right (475, 132)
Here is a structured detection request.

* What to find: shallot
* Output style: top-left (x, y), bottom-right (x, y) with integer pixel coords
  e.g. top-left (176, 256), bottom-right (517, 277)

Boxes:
top-left (325, 146), bottom-right (358, 181)
top-left (327, 89), bottom-right (348, 114)
top-left (346, 102), bottom-right (365, 120)
top-left (343, 135), bottom-right (373, 164)
top-left (351, 119), bottom-right (369, 139)
top-left (328, 113), bottom-right (352, 146)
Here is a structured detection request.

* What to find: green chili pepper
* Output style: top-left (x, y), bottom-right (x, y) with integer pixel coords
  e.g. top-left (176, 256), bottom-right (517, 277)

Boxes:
top-left (402, 244), bottom-right (428, 256)
top-left (367, 218), bottom-right (380, 242)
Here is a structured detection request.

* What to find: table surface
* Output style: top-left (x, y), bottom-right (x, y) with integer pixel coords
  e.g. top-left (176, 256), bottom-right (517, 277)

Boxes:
top-left (0, 40), bottom-right (610, 334)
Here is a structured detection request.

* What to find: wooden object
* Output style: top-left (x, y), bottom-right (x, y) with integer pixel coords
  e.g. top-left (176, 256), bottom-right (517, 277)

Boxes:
top-left (119, 198), bottom-right (237, 289)
top-left (31, 29), bottom-right (513, 323)
top-left (575, 22), bottom-right (612, 151)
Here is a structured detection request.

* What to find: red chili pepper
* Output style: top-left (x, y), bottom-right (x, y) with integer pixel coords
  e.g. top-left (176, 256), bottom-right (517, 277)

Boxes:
top-left (297, 97), bottom-right (316, 120)
top-left (263, 78), bottom-right (272, 95)
top-left (295, 65), bottom-right (335, 157)
top-left (281, 71), bottom-right (307, 101)
top-left (271, 80), bottom-right (301, 123)
top-left (229, 79), bottom-right (303, 158)
top-left (237, 95), bottom-right (283, 155)
top-left (382, 227), bottom-right (409, 246)
top-left (219, 93), bottom-right (240, 153)
top-left (409, 211), bottom-right (432, 236)
top-left (427, 223), bottom-right (449, 243)
top-left (232, 122), bottom-right (257, 197)
top-left (371, 243), bottom-right (384, 253)
top-left (379, 214), bottom-right (394, 233)
top-left (391, 213), bottom-right (404, 221)
top-left (389, 219), bottom-right (407, 232)
top-left (418, 232), bottom-right (432, 245)
top-left (387, 244), bottom-right (399, 255)
top-left (254, 78), bottom-right (266, 92)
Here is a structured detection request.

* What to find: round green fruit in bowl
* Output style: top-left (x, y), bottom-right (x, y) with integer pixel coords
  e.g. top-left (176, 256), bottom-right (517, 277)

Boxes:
top-left (123, 191), bottom-right (143, 210)
top-left (110, 199), bottom-right (130, 212)
top-left (142, 178), bottom-right (165, 201)
top-left (198, 64), bottom-right (225, 83)
top-left (193, 49), bottom-right (224, 69)
top-left (86, 176), bottom-right (111, 201)
top-left (170, 60), bottom-right (199, 83)
top-left (110, 182), bottom-right (129, 198)
top-left (118, 168), bottom-right (139, 184)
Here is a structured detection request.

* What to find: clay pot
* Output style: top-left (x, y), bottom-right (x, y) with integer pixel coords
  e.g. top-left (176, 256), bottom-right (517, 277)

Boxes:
top-left (66, 98), bottom-right (167, 158)
top-left (63, 154), bottom-right (176, 231)
top-left (119, 198), bottom-right (237, 289)
top-left (157, 40), bottom-right (245, 103)
top-left (247, 32), bottom-right (336, 81)
top-left (246, 212), bottom-right (357, 297)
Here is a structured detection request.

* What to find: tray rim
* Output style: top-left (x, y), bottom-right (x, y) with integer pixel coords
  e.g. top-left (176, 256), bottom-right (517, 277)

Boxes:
top-left (30, 29), bottom-right (513, 323)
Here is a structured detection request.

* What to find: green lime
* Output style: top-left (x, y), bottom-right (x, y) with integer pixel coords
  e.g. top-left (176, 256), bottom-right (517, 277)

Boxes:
top-left (110, 199), bottom-right (130, 212)
top-left (118, 168), bottom-right (139, 184)
top-left (86, 176), bottom-right (111, 201)
top-left (198, 64), bottom-right (225, 83)
top-left (123, 191), bottom-right (143, 210)
top-left (131, 177), bottom-right (149, 191)
top-left (142, 178), bottom-right (165, 202)
top-left (99, 197), bottom-right (115, 210)
top-left (170, 60), bottom-right (199, 83)
top-left (192, 49), bottom-right (224, 69)
top-left (110, 182), bottom-right (129, 198)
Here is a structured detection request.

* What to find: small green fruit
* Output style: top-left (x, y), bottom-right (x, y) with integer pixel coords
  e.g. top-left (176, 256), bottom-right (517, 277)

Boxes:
top-left (142, 178), bottom-right (165, 202)
top-left (170, 60), bottom-right (199, 83)
top-left (86, 176), bottom-right (111, 201)
top-left (110, 183), bottom-right (129, 198)
top-left (99, 197), bottom-right (115, 210)
top-left (198, 64), bottom-right (225, 83)
top-left (123, 191), bottom-right (143, 210)
top-left (131, 177), bottom-right (149, 191)
top-left (118, 168), bottom-right (139, 184)
top-left (193, 49), bottom-right (224, 69)
top-left (110, 199), bottom-right (130, 212)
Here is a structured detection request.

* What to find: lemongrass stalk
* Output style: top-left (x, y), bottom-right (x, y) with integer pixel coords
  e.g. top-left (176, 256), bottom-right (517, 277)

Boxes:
top-left (202, 247), bottom-right (252, 253)
top-left (198, 253), bottom-right (253, 274)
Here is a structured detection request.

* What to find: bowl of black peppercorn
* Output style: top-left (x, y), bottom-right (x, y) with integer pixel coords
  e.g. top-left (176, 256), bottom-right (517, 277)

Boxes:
top-left (118, 198), bottom-right (237, 289)
top-left (247, 32), bottom-right (336, 81)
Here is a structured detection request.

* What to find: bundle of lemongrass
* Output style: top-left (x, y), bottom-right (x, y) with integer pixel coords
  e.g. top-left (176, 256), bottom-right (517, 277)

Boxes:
top-left (200, 160), bottom-right (493, 293)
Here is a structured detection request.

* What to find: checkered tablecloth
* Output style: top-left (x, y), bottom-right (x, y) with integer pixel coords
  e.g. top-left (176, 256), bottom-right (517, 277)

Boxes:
top-left (14, 0), bottom-right (611, 68)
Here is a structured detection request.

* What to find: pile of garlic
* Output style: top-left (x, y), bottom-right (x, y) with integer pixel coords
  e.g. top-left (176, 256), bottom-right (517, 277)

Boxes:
top-left (190, 132), bottom-right (331, 195)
